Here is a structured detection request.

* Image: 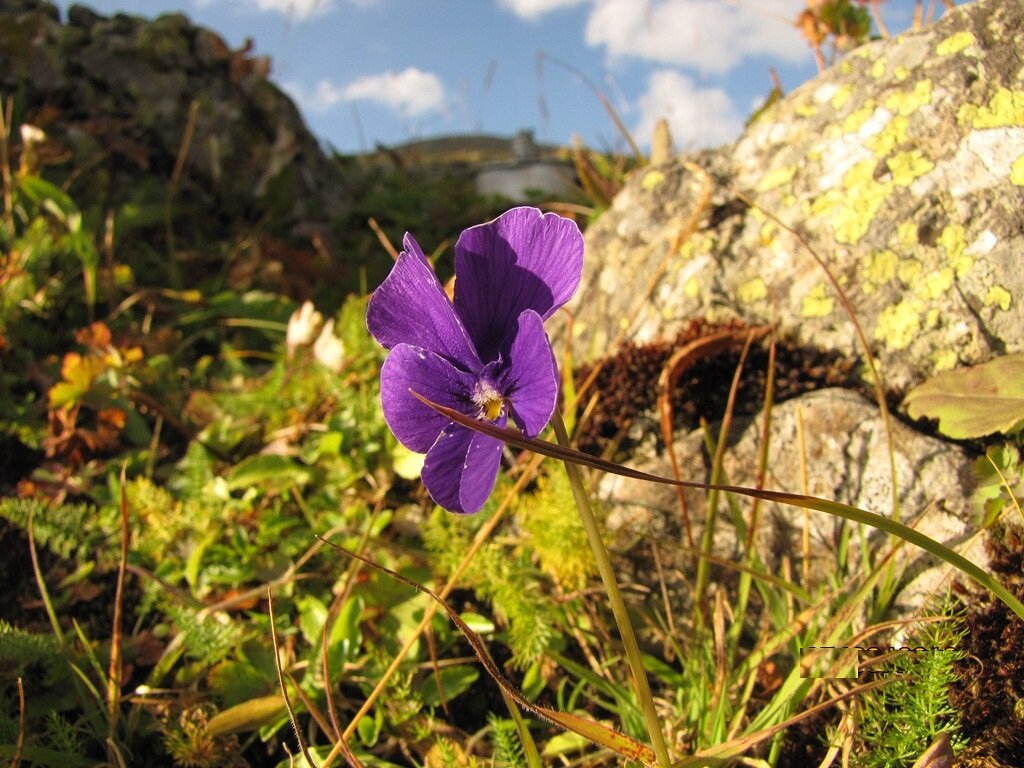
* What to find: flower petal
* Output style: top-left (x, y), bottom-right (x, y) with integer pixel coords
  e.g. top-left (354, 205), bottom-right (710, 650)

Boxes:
top-left (498, 309), bottom-right (558, 438)
top-left (367, 234), bottom-right (481, 370)
top-left (453, 207), bottom-right (583, 360)
top-left (422, 420), bottom-right (506, 514)
top-left (380, 344), bottom-right (478, 453)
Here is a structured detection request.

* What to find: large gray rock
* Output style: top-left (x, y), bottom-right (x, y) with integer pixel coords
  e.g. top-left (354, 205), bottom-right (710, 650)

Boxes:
top-left (573, 0), bottom-right (1024, 393)
top-left (602, 389), bottom-right (984, 612)
top-left (0, 1), bottom-right (349, 236)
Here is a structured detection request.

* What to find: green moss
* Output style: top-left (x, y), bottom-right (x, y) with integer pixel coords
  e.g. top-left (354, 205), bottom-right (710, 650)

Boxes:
top-left (957, 87), bottom-right (1024, 128)
top-left (936, 30), bottom-right (976, 56)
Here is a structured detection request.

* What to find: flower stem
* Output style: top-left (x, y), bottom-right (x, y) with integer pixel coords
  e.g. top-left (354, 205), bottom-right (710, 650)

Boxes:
top-left (550, 409), bottom-right (672, 768)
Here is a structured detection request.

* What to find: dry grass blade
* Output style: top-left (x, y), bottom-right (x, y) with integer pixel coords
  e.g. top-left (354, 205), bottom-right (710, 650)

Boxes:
top-left (269, 588), bottom-right (320, 768)
top-left (368, 217), bottom-right (399, 261)
top-left (735, 193), bottom-right (901, 522)
top-left (658, 326), bottom-right (771, 554)
top-left (317, 538), bottom-right (659, 767)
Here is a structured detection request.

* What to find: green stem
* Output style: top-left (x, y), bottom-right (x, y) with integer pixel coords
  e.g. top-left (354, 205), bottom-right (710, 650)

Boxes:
top-left (550, 410), bottom-right (672, 768)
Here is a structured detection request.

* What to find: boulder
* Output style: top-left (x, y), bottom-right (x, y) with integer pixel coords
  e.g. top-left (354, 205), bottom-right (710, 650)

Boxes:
top-left (0, 1), bottom-right (350, 238)
top-left (573, 0), bottom-right (1023, 393)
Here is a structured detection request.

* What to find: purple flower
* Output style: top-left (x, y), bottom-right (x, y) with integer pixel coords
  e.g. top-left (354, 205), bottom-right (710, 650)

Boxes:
top-left (366, 207), bottom-right (584, 514)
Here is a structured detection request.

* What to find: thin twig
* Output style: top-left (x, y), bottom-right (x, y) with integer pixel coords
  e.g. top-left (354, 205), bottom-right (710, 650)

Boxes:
top-left (269, 588), bottom-right (320, 768)
top-left (11, 677), bottom-right (25, 768)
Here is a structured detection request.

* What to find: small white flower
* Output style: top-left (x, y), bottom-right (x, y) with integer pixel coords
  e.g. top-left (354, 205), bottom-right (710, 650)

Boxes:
top-left (286, 300), bottom-right (323, 357)
top-left (313, 318), bottom-right (345, 372)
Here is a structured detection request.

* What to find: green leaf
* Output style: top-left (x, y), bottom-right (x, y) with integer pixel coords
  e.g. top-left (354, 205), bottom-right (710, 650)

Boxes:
top-left (903, 354), bottom-right (1024, 439)
top-left (205, 695), bottom-right (286, 736)
top-left (419, 665), bottom-right (480, 708)
top-left (227, 454), bottom-right (313, 492)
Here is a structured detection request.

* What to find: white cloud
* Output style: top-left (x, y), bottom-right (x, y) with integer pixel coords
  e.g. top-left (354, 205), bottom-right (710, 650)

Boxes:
top-left (633, 69), bottom-right (743, 149)
top-left (497, 0), bottom-right (589, 21)
top-left (286, 68), bottom-right (448, 117)
top-left (586, 0), bottom-right (807, 74)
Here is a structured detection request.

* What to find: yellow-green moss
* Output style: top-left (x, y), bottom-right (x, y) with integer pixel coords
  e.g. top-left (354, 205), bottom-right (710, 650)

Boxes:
top-left (641, 170), bottom-right (665, 191)
top-left (936, 31), bottom-right (976, 56)
top-left (757, 165), bottom-right (797, 192)
top-left (866, 115), bottom-right (909, 155)
top-left (1011, 154), bottom-right (1024, 186)
top-left (801, 283), bottom-right (835, 318)
top-left (884, 79), bottom-right (933, 116)
top-left (957, 87), bottom-right (1024, 128)
top-left (875, 299), bottom-right (922, 350)
top-left (887, 149), bottom-right (934, 186)
top-left (985, 285), bottom-right (1012, 311)
top-left (737, 277), bottom-right (768, 304)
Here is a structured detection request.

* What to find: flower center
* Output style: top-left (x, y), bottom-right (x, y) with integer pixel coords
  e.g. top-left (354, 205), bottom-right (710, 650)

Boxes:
top-left (472, 380), bottom-right (505, 422)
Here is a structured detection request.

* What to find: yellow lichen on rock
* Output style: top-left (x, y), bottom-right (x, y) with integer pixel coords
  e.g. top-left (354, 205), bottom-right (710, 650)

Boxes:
top-left (957, 87), bottom-right (1024, 128)
top-left (985, 285), bottom-right (1012, 311)
top-left (936, 31), bottom-right (976, 56)
top-left (1011, 155), bottom-right (1024, 186)
top-left (641, 170), bottom-right (665, 191)
top-left (875, 299), bottom-right (922, 350)
top-left (884, 79), bottom-right (933, 116)
top-left (863, 250), bottom-right (899, 292)
top-left (938, 224), bottom-right (973, 277)
top-left (831, 84), bottom-right (855, 109)
top-left (737, 277), bottom-right (768, 305)
top-left (867, 115), bottom-right (909, 155)
top-left (844, 104), bottom-right (877, 133)
top-left (916, 267), bottom-right (954, 300)
top-left (801, 283), bottom-right (835, 318)
top-left (887, 149), bottom-right (935, 185)
top-left (757, 165), bottom-right (797, 192)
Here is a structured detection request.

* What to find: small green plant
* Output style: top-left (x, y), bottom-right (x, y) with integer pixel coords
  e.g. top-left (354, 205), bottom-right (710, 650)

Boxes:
top-left (852, 609), bottom-right (967, 767)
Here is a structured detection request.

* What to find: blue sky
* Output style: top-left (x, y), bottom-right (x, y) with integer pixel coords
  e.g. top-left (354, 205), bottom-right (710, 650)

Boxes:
top-left (50, 0), bottom-right (926, 155)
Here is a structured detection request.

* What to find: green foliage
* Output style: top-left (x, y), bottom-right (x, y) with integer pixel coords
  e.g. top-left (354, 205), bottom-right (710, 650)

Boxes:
top-left (0, 497), bottom-right (118, 566)
top-left (970, 444), bottom-right (1024, 527)
top-left (516, 469), bottom-right (593, 591)
top-left (904, 354), bottom-right (1024, 439)
top-left (422, 504), bottom-right (560, 669)
top-left (852, 611), bottom-right (967, 768)
top-left (489, 714), bottom-right (529, 768)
